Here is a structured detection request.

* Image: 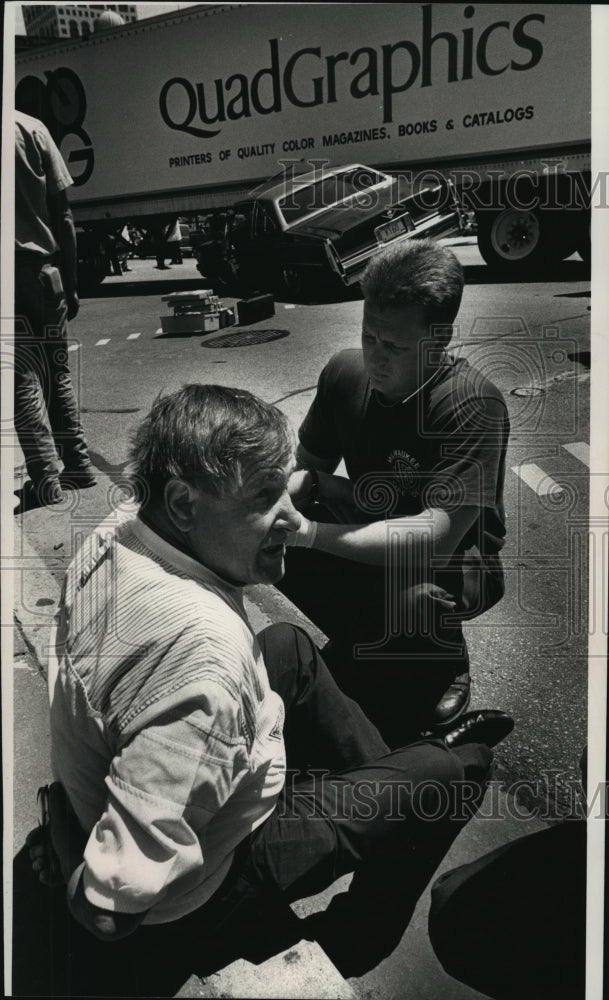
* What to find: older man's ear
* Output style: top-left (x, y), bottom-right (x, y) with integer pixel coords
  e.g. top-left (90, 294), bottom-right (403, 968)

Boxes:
top-left (164, 478), bottom-right (198, 532)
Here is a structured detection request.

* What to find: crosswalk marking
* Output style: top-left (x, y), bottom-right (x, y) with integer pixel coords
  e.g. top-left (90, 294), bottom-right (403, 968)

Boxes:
top-left (511, 462), bottom-right (564, 497)
top-left (95, 338), bottom-right (110, 346)
top-left (127, 333), bottom-right (141, 340)
top-left (67, 344), bottom-right (80, 352)
top-left (562, 441), bottom-right (590, 467)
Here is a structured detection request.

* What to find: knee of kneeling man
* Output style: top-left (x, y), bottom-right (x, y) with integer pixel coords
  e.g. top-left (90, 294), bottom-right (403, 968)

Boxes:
top-left (257, 621), bottom-right (313, 658)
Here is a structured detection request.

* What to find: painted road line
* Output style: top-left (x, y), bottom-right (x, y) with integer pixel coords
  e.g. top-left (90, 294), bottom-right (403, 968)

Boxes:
top-left (562, 442), bottom-right (590, 467)
top-left (284, 304), bottom-right (296, 310)
top-left (67, 344), bottom-right (80, 352)
top-left (511, 462), bottom-right (564, 497)
top-left (95, 338), bottom-right (110, 346)
top-left (127, 333), bottom-right (141, 340)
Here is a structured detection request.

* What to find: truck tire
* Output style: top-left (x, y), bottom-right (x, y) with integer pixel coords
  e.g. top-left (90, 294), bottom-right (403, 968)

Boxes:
top-left (477, 208), bottom-right (565, 276)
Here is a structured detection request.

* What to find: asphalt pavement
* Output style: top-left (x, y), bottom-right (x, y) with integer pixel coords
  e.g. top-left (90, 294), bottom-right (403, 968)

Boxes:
top-left (7, 243), bottom-right (596, 998)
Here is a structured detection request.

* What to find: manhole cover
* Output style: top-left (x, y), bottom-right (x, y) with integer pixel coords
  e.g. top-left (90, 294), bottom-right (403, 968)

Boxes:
top-left (202, 328), bottom-right (290, 348)
top-left (510, 386), bottom-right (546, 397)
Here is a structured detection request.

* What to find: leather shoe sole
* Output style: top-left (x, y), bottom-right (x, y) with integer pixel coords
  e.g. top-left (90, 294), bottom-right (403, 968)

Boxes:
top-left (443, 710), bottom-right (514, 750)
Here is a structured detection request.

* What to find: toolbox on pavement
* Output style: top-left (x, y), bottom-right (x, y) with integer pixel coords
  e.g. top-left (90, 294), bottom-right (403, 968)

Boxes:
top-left (236, 293), bottom-right (275, 325)
top-left (159, 290), bottom-right (236, 334)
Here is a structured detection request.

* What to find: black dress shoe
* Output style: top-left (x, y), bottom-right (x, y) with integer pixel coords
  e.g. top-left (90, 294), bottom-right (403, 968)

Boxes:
top-left (14, 478), bottom-right (64, 514)
top-left (432, 672), bottom-right (471, 728)
top-left (443, 710), bottom-right (514, 750)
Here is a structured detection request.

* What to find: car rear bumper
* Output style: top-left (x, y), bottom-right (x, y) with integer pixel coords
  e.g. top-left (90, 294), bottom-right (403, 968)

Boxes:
top-left (324, 210), bottom-right (462, 285)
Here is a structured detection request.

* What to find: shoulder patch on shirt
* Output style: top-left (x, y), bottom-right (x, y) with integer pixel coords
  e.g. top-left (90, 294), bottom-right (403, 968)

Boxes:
top-left (388, 449), bottom-right (422, 498)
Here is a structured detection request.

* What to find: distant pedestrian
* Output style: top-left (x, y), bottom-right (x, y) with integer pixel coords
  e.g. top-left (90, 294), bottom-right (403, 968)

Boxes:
top-left (14, 111), bottom-right (96, 513)
top-left (103, 234), bottom-right (123, 276)
top-left (120, 226), bottom-right (132, 271)
top-left (152, 223), bottom-right (169, 269)
top-left (166, 219), bottom-right (183, 264)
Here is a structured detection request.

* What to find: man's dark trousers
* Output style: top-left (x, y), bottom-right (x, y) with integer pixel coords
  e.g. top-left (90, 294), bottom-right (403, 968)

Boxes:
top-left (238, 623), bottom-right (490, 902)
top-left (278, 528), bottom-right (471, 746)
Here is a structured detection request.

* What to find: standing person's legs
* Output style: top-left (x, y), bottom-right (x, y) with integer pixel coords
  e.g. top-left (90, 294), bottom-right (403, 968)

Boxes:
top-left (37, 264), bottom-right (93, 475)
top-left (14, 261), bottom-right (63, 492)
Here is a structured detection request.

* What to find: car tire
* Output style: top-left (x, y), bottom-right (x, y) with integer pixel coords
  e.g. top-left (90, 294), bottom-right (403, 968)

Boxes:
top-left (278, 266), bottom-right (305, 299)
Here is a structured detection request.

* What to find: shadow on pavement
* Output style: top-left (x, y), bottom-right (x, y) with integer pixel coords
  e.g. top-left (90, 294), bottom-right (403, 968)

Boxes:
top-left (461, 259), bottom-right (590, 286)
top-left (12, 830), bottom-right (444, 993)
top-left (297, 834), bottom-right (461, 979)
top-left (82, 258), bottom-right (590, 308)
top-left (86, 276), bottom-right (206, 299)
top-left (12, 844), bottom-right (304, 997)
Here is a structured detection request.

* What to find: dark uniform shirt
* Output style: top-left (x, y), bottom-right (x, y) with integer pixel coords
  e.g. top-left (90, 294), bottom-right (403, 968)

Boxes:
top-left (299, 348), bottom-right (509, 556)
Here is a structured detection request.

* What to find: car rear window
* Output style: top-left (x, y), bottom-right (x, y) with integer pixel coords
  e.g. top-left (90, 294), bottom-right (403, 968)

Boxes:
top-left (278, 167), bottom-right (386, 224)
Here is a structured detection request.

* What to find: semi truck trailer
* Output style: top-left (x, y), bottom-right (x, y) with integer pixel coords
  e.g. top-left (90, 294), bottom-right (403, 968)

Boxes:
top-left (14, 2), bottom-right (592, 288)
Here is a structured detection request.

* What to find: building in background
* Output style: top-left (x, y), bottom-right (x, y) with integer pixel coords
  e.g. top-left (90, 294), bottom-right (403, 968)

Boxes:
top-left (21, 4), bottom-right (137, 39)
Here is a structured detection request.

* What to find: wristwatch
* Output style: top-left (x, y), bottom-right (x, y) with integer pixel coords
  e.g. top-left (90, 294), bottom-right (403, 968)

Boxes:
top-left (307, 467), bottom-right (320, 505)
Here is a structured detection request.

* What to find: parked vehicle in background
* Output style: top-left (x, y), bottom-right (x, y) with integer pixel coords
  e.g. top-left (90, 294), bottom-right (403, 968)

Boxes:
top-left (15, 4), bottom-right (591, 289)
top-left (194, 162), bottom-right (464, 295)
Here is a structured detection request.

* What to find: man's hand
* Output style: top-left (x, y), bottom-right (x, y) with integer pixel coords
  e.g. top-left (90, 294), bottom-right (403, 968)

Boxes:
top-left (28, 782), bottom-right (88, 887)
top-left (26, 823), bottom-right (63, 888)
top-left (286, 511), bottom-right (318, 548)
top-left (28, 783), bottom-right (147, 940)
top-left (66, 291), bottom-right (79, 321)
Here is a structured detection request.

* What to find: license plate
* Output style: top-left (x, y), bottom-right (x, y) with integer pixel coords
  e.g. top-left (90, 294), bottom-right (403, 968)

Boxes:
top-left (375, 213), bottom-right (414, 243)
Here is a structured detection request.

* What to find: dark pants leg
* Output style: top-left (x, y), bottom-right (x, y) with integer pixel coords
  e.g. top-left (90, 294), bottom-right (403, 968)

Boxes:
top-left (14, 260), bottom-right (90, 482)
top-left (278, 546), bottom-right (468, 745)
top-left (241, 624), bottom-right (491, 905)
top-left (428, 820), bottom-right (587, 999)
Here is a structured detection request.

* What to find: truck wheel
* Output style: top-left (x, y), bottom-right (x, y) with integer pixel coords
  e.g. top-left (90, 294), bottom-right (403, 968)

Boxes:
top-left (477, 208), bottom-right (562, 275)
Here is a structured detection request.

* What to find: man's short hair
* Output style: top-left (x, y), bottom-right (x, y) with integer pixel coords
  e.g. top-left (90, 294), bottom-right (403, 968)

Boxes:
top-left (361, 238), bottom-right (464, 325)
top-left (130, 384), bottom-right (294, 505)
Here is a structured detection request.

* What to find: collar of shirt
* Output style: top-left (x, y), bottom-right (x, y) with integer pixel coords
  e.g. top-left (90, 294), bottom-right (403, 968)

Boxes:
top-left (130, 513), bottom-right (246, 610)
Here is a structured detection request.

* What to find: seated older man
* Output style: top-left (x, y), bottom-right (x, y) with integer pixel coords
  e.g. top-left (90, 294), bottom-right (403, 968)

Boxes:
top-left (32, 384), bottom-right (512, 948)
